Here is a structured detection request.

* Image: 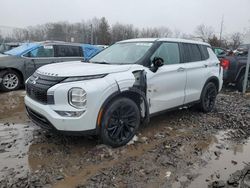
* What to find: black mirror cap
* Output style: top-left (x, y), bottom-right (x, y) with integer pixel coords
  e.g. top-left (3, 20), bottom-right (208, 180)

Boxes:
top-left (152, 57), bottom-right (164, 67)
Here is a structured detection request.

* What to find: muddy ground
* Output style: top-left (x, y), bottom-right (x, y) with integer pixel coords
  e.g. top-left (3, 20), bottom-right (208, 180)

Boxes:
top-left (0, 88), bottom-right (250, 188)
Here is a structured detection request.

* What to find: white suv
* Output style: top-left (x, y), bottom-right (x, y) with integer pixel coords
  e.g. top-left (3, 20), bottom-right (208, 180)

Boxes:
top-left (25, 38), bottom-right (222, 147)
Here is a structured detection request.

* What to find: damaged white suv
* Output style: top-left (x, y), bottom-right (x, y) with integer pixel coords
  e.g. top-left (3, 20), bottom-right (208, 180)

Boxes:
top-left (25, 38), bottom-right (222, 147)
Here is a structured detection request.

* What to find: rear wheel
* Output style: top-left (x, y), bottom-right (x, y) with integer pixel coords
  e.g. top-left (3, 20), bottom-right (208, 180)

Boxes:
top-left (236, 74), bottom-right (250, 92)
top-left (0, 70), bottom-right (21, 92)
top-left (198, 82), bottom-right (217, 113)
top-left (101, 97), bottom-right (140, 147)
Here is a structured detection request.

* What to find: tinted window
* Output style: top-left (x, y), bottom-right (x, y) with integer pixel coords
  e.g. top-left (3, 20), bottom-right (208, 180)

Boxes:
top-left (200, 45), bottom-right (209, 60)
top-left (183, 43), bottom-right (203, 62)
top-left (26, 45), bottom-right (54, 57)
top-left (151, 42), bottom-right (180, 65)
top-left (55, 45), bottom-right (82, 57)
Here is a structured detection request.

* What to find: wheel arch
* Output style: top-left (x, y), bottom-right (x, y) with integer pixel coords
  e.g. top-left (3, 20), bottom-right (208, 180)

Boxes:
top-left (95, 89), bottom-right (150, 133)
top-left (235, 66), bottom-right (246, 82)
top-left (203, 76), bottom-right (220, 92)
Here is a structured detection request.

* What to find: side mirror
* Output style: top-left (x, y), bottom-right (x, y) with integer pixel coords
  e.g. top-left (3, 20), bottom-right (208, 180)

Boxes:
top-left (150, 57), bottom-right (164, 72)
top-left (153, 57), bottom-right (164, 68)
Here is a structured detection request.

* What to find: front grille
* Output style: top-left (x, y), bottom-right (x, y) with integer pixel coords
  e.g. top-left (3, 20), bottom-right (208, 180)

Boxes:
top-left (26, 72), bottom-right (66, 104)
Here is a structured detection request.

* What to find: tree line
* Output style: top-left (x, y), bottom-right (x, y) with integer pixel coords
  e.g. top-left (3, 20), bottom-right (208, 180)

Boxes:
top-left (0, 17), bottom-right (245, 49)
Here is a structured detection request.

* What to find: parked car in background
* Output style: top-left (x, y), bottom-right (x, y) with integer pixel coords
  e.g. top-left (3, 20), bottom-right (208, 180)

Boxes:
top-left (0, 42), bottom-right (21, 54)
top-left (221, 44), bottom-right (250, 91)
top-left (212, 47), bottom-right (228, 58)
top-left (96, 45), bottom-right (109, 49)
top-left (25, 38), bottom-right (222, 147)
top-left (0, 41), bottom-right (101, 91)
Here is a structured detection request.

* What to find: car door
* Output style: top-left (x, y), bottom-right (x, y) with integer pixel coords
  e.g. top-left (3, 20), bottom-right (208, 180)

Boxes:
top-left (147, 42), bottom-right (187, 114)
top-left (23, 45), bottom-right (57, 78)
top-left (180, 43), bottom-right (208, 104)
top-left (54, 45), bottom-right (83, 62)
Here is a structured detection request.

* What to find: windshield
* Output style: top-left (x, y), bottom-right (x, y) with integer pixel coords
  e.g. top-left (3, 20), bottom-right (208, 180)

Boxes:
top-left (90, 42), bottom-right (153, 64)
top-left (4, 43), bottom-right (40, 56)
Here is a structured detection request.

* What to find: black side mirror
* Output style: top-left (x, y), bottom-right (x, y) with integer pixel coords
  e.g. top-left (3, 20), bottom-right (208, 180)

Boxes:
top-left (150, 57), bottom-right (164, 72)
top-left (153, 57), bottom-right (164, 67)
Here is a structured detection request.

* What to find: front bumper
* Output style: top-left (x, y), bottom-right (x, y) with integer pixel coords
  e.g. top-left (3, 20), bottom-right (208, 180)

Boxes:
top-left (26, 105), bottom-right (96, 135)
top-left (25, 95), bottom-right (98, 133)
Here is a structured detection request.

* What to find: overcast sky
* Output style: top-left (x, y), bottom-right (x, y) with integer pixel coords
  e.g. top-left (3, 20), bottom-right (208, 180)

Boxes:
top-left (1, 0), bottom-right (250, 35)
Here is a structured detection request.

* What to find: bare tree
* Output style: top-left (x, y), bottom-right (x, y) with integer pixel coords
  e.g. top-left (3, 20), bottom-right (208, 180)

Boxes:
top-left (208, 35), bottom-right (221, 47)
top-left (230, 32), bottom-right (243, 49)
top-left (194, 24), bottom-right (214, 42)
top-left (96, 17), bottom-right (111, 45)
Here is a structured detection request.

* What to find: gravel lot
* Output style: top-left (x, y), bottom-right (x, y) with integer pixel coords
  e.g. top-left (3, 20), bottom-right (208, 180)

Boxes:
top-left (0, 88), bottom-right (250, 188)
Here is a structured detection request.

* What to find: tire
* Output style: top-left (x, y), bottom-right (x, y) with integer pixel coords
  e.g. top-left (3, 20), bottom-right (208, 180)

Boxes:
top-left (198, 82), bottom-right (218, 113)
top-left (0, 70), bottom-right (22, 92)
top-left (100, 97), bottom-right (140, 147)
top-left (236, 74), bottom-right (249, 92)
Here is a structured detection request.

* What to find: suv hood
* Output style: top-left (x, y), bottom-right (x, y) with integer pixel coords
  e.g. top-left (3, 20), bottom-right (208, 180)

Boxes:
top-left (37, 61), bottom-right (133, 77)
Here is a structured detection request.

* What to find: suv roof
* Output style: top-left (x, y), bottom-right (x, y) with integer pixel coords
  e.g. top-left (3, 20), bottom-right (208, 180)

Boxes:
top-left (119, 38), bottom-right (210, 46)
top-left (30, 41), bottom-right (82, 46)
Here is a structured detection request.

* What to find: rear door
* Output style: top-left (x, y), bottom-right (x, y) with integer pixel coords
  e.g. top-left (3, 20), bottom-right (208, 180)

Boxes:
top-left (54, 45), bottom-right (83, 62)
top-left (147, 42), bottom-right (187, 114)
top-left (180, 43), bottom-right (208, 103)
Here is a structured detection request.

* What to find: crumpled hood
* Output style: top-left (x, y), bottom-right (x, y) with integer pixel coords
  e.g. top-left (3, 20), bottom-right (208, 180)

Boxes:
top-left (37, 61), bottom-right (133, 77)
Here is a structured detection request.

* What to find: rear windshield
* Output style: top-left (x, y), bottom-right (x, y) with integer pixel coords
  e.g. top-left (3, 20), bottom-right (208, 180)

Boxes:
top-left (4, 43), bottom-right (40, 56)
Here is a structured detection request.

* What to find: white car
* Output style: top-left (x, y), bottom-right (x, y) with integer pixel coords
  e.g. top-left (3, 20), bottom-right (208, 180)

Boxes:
top-left (25, 38), bottom-right (222, 147)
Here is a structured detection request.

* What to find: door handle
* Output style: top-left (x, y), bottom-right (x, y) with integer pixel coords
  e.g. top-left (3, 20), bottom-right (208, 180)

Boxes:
top-left (204, 64), bottom-right (208, 68)
top-left (177, 67), bottom-right (185, 72)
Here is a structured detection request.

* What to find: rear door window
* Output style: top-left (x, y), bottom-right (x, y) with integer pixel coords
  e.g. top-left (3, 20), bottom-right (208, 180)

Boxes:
top-left (54, 45), bottom-right (83, 57)
top-left (151, 42), bottom-right (180, 65)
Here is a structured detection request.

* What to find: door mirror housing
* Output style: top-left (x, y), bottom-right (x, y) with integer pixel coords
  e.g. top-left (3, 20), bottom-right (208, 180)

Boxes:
top-left (153, 57), bottom-right (164, 67)
top-left (150, 57), bottom-right (164, 72)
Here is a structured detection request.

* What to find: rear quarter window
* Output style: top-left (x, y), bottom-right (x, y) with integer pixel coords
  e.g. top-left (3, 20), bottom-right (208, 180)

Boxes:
top-left (182, 43), bottom-right (203, 62)
top-left (199, 45), bottom-right (209, 60)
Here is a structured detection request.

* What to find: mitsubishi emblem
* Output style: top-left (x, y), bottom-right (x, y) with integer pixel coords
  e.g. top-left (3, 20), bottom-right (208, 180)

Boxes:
top-left (32, 76), bottom-right (39, 85)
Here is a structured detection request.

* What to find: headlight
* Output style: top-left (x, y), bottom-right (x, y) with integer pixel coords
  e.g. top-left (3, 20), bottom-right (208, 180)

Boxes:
top-left (68, 88), bottom-right (87, 109)
top-left (62, 74), bottom-right (107, 83)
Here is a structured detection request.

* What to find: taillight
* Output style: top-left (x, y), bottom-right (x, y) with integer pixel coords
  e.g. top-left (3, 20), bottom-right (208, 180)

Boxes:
top-left (220, 59), bottom-right (230, 70)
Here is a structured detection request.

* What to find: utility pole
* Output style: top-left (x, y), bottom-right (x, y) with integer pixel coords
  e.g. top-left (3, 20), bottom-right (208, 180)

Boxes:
top-left (242, 46), bottom-right (250, 94)
top-left (219, 15), bottom-right (224, 47)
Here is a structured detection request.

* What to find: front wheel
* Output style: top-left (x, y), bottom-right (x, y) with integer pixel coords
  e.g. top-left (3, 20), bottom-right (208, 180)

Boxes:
top-left (198, 82), bottom-right (218, 113)
top-left (101, 97), bottom-right (140, 147)
top-left (0, 70), bottom-right (22, 92)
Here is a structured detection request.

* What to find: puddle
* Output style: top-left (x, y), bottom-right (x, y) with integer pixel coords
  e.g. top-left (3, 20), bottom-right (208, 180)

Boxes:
top-left (188, 130), bottom-right (250, 187)
top-left (0, 90), bottom-right (27, 122)
top-left (0, 123), bottom-right (33, 178)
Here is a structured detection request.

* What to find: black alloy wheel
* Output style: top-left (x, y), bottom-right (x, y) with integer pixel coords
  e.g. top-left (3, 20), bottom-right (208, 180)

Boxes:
top-left (199, 82), bottom-right (217, 113)
top-left (101, 97), bottom-right (140, 147)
